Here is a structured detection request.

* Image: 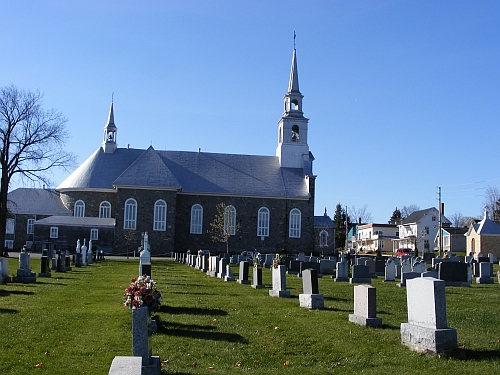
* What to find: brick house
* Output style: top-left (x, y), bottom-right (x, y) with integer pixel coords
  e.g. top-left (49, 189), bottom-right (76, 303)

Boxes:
top-left (7, 48), bottom-right (318, 256)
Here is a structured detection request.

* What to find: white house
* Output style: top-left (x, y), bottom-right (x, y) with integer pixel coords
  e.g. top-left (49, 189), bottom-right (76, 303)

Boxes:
top-left (392, 207), bottom-right (450, 256)
top-left (355, 223), bottom-right (399, 254)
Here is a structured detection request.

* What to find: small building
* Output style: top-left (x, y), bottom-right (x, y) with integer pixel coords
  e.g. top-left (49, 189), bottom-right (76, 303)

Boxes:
top-left (314, 209), bottom-right (335, 256)
top-left (436, 226), bottom-right (467, 254)
top-left (465, 211), bottom-right (500, 259)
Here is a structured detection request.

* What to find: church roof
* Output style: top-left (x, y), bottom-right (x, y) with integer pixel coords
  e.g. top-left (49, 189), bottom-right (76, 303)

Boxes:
top-left (57, 147), bottom-right (310, 199)
top-left (7, 188), bottom-right (70, 215)
top-left (474, 211), bottom-right (500, 235)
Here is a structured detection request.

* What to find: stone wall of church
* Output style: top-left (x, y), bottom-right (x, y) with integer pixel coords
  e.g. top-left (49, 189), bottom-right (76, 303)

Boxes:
top-left (174, 194), bottom-right (314, 255)
top-left (113, 188), bottom-right (177, 255)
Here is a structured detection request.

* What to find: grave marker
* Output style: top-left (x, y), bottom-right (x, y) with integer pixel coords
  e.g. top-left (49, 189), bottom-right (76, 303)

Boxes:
top-left (349, 285), bottom-right (382, 327)
top-left (299, 269), bottom-right (324, 309)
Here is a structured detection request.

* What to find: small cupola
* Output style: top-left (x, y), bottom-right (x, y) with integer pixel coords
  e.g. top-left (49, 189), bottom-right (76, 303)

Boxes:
top-left (102, 102), bottom-right (118, 154)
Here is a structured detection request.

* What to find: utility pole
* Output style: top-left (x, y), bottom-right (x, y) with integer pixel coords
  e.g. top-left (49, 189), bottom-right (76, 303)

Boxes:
top-left (437, 186), bottom-right (442, 257)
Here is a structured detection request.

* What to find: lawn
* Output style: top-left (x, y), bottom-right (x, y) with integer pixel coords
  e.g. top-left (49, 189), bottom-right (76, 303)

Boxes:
top-left (1, 257), bottom-right (499, 374)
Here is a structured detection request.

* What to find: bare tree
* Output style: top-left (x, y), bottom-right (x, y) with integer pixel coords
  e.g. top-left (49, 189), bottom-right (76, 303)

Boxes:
top-left (482, 186), bottom-right (500, 223)
top-left (348, 204), bottom-right (373, 224)
top-left (0, 85), bottom-right (75, 248)
top-left (400, 205), bottom-right (420, 219)
top-left (448, 212), bottom-right (467, 227)
top-left (208, 202), bottom-right (241, 253)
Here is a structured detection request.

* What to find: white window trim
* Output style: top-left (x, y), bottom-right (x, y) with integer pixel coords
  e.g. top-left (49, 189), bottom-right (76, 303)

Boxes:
top-left (257, 207), bottom-right (270, 237)
top-left (27, 219), bottom-right (35, 235)
top-left (50, 227), bottom-right (59, 238)
top-left (90, 228), bottom-right (99, 241)
top-left (5, 218), bottom-right (15, 234)
top-left (224, 205), bottom-right (236, 236)
top-left (74, 200), bottom-right (85, 217)
top-left (124, 198), bottom-right (137, 230)
top-left (190, 204), bottom-right (203, 234)
top-left (289, 208), bottom-right (301, 238)
top-left (153, 200), bottom-right (167, 231)
top-left (99, 201), bottom-right (111, 218)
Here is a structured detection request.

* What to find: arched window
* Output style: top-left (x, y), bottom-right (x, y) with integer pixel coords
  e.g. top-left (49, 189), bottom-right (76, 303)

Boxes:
top-left (319, 230), bottom-right (328, 247)
top-left (291, 125), bottom-right (300, 142)
top-left (74, 200), bottom-right (85, 217)
top-left (289, 208), bottom-right (301, 238)
top-left (224, 205), bottom-right (236, 236)
top-left (124, 198), bottom-right (137, 230)
top-left (291, 99), bottom-right (299, 111)
top-left (153, 200), bottom-right (167, 231)
top-left (190, 204), bottom-right (203, 234)
top-left (257, 207), bottom-right (270, 237)
top-left (99, 201), bottom-right (111, 218)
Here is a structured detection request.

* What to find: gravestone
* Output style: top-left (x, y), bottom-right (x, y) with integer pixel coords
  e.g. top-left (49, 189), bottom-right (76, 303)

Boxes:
top-left (287, 260), bottom-right (301, 275)
top-left (65, 250), bottom-right (72, 271)
top-left (201, 254), bottom-right (208, 273)
top-left (488, 253), bottom-right (498, 263)
top-left (422, 270), bottom-right (438, 278)
top-left (132, 306), bottom-right (161, 375)
top-left (437, 262), bottom-right (470, 287)
top-left (0, 257), bottom-right (9, 282)
top-left (401, 258), bottom-right (412, 274)
top-left (217, 258), bottom-right (227, 279)
top-left (38, 249), bottom-right (52, 278)
top-left (384, 258), bottom-right (396, 282)
top-left (299, 268), bottom-right (324, 309)
top-left (12, 247), bottom-right (36, 283)
top-left (263, 254), bottom-right (274, 269)
top-left (299, 261), bottom-right (321, 278)
top-left (401, 277), bottom-right (457, 353)
top-left (397, 271), bottom-right (420, 287)
top-left (269, 265), bottom-right (290, 297)
top-left (224, 265), bottom-right (235, 282)
top-left (364, 259), bottom-right (377, 278)
top-left (56, 251), bottom-right (64, 273)
top-left (319, 259), bottom-right (336, 275)
top-left (412, 258), bottom-right (427, 274)
top-left (237, 261), bottom-right (250, 284)
top-left (87, 240), bottom-right (93, 264)
top-left (349, 265), bottom-right (371, 284)
top-left (349, 285), bottom-right (382, 327)
top-left (81, 239), bottom-right (88, 266)
top-left (139, 244), bottom-right (151, 277)
top-left (334, 261), bottom-right (349, 282)
top-left (251, 267), bottom-right (264, 289)
top-left (476, 262), bottom-right (494, 284)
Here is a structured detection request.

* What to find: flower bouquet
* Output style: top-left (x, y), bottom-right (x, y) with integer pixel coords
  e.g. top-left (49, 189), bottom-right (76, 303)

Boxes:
top-left (272, 253), bottom-right (285, 269)
top-left (123, 274), bottom-right (163, 314)
top-left (252, 253), bottom-right (262, 268)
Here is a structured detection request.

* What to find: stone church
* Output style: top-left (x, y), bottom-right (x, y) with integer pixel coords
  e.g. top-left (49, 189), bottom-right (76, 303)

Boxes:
top-left (7, 48), bottom-right (321, 256)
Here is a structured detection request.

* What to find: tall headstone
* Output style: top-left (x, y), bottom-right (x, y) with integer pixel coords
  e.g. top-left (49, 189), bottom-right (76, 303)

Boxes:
top-left (384, 258), bottom-right (396, 282)
top-left (13, 247), bottom-right (36, 283)
top-left (401, 277), bottom-right (457, 353)
top-left (476, 262), bottom-right (494, 284)
top-left (0, 257), bottom-right (9, 282)
top-left (38, 249), bottom-right (52, 277)
top-left (349, 265), bottom-right (371, 284)
top-left (349, 285), bottom-right (382, 327)
top-left (269, 265), bottom-right (290, 297)
top-left (237, 261), bottom-right (250, 284)
top-left (217, 258), bottom-right (227, 279)
top-left (139, 234), bottom-right (152, 277)
top-left (224, 265), bottom-right (235, 282)
top-left (81, 239), bottom-right (88, 266)
top-left (299, 268), bottom-right (324, 309)
top-left (334, 261), bottom-right (349, 282)
top-left (132, 306), bottom-right (161, 374)
top-left (87, 240), bottom-right (93, 264)
top-left (251, 266), bottom-right (264, 289)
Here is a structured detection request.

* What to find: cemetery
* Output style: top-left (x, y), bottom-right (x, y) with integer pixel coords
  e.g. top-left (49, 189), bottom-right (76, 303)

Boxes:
top-left (0, 251), bottom-right (499, 375)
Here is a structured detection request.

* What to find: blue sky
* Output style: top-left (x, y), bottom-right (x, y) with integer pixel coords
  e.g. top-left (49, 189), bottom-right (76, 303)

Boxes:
top-left (2, 0), bottom-right (499, 223)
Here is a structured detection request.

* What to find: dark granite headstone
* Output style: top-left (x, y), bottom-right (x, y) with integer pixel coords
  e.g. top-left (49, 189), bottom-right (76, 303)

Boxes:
top-left (438, 262), bottom-right (469, 286)
top-left (302, 268), bottom-right (319, 294)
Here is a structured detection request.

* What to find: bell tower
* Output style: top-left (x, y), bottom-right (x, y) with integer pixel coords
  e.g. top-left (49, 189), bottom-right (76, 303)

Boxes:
top-left (102, 101), bottom-right (118, 154)
top-left (276, 47), bottom-right (311, 171)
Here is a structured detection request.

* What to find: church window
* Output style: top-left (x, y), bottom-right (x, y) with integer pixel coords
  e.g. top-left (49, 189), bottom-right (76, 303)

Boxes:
top-left (124, 198), bottom-right (137, 230)
top-left (50, 227), bottom-right (59, 238)
top-left (289, 208), bottom-right (301, 238)
top-left (224, 205), bottom-right (237, 236)
top-left (6, 218), bottom-right (14, 234)
top-left (319, 230), bottom-right (328, 247)
top-left (90, 228), bottom-right (99, 240)
top-left (27, 219), bottom-right (35, 234)
top-left (190, 204), bottom-right (203, 234)
top-left (291, 125), bottom-right (300, 142)
top-left (74, 200), bottom-right (85, 217)
top-left (153, 200), bottom-right (167, 231)
top-left (257, 207), bottom-right (270, 237)
top-left (99, 201), bottom-right (111, 218)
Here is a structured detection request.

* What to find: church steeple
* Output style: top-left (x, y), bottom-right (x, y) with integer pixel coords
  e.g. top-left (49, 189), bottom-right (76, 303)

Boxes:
top-left (102, 101), bottom-right (118, 153)
top-left (276, 44), bottom-right (311, 171)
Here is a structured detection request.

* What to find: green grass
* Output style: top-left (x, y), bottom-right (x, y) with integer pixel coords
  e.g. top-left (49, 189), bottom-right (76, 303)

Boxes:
top-left (1, 258), bottom-right (499, 374)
